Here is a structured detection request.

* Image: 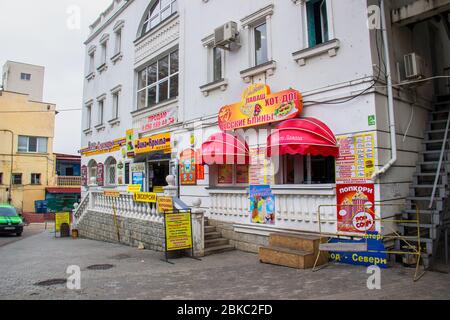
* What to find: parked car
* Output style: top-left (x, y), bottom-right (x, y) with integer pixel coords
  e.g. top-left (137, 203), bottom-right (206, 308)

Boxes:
top-left (0, 204), bottom-right (24, 236)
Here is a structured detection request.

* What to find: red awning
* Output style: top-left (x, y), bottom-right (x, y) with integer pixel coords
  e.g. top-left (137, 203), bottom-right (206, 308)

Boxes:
top-left (267, 118), bottom-right (339, 157)
top-left (201, 132), bottom-right (249, 165)
top-left (46, 187), bottom-right (81, 194)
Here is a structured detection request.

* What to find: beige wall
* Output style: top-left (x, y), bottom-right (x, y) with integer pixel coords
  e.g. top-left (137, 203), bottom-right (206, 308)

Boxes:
top-left (2, 61), bottom-right (45, 102)
top-left (0, 90), bottom-right (56, 212)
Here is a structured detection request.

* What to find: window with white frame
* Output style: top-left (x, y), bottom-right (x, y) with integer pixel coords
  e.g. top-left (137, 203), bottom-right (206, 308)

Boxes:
top-left (88, 160), bottom-right (97, 185)
top-left (306, 0), bottom-right (329, 47)
top-left (100, 41), bottom-right (107, 65)
top-left (97, 98), bottom-right (105, 125)
top-left (254, 23), bottom-right (268, 66)
top-left (18, 136), bottom-right (48, 153)
top-left (85, 103), bottom-right (92, 130)
top-left (141, 0), bottom-right (178, 36)
top-left (212, 47), bottom-right (223, 82)
top-left (114, 29), bottom-right (122, 55)
top-left (112, 90), bottom-right (120, 120)
top-left (212, 164), bottom-right (249, 186)
top-left (31, 173), bottom-right (41, 185)
top-left (137, 50), bottom-right (179, 109)
top-left (20, 73), bottom-right (31, 81)
top-left (276, 154), bottom-right (335, 185)
top-left (12, 173), bottom-right (22, 185)
top-left (88, 52), bottom-right (95, 73)
top-left (105, 157), bottom-right (117, 186)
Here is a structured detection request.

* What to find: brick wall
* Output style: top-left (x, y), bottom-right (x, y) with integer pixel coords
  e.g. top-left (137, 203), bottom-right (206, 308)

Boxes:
top-left (77, 210), bottom-right (165, 252)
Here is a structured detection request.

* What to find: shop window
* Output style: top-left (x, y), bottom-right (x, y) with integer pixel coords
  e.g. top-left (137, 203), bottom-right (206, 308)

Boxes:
top-left (307, 0), bottom-right (329, 47)
top-left (278, 154), bottom-right (335, 185)
top-left (105, 157), bottom-right (117, 186)
top-left (18, 136), bottom-right (48, 153)
top-left (254, 22), bottom-right (268, 66)
top-left (137, 50), bottom-right (179, 109)
top-left (141, 0), bottom-right (178, 36)
top-left (88, 160), bottom-right (98, 185)
top-left (215, 164), bottom-right (249, 186)
top-left (12, 174), bottom-right (22, 185)
top-left (31, 173), bottom-right (41, 185)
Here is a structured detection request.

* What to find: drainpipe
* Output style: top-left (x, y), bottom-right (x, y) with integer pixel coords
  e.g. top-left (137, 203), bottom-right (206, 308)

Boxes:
top-left (372, 0), bottom-right (397, 181)
top-left (0, 129), bottom-right (14, 204)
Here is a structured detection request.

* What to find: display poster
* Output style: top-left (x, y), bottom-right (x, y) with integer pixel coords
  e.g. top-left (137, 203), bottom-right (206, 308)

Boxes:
top-left (335, 133), bottom-right (376, 184)
top-left (81, 165), bottom-right (88, 186)
top-left (126, 129), bottom-right (136, 158)
top-left (249, 147), bottom-right (275, 185)
top-left (218, 84), bottom-right (303, 130)
top-left (55, 212), bottom-right (70, 232)
top-left (195, 149), bottom-right (205, 180)
top-left (117, 161), bottom-right (125, 185)
top-left (158, 197), bottom-right (174, 213)
top-left (337, 184), bottom-right (376, 233)
top-left (180, 149), bottom-right (196, 185)
top-left (134, 192), bottom-right (157, 203)
top-left (96, 163), bottom-right (104, 186)
top-left (329, 232), bottom-right (387, 268)
top-left (164, 212), bottom-right (193, 251)
top-left (250, 185), bottom-right (275, 225)
top-left (132, 172), bottom-right (144, 192)
top-left (217, 165), bottom-right (233, 184)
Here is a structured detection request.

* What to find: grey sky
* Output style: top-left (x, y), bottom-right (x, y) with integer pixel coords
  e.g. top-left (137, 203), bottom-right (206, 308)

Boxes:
top-left (0, 0), bottom-right (111, 155)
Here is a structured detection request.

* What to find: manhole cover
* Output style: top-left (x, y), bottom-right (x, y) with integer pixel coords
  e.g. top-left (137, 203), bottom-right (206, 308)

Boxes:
top-left (87, 264), bottom-right (115, 270)
top-left (34, 279), bottom-right (67, 286)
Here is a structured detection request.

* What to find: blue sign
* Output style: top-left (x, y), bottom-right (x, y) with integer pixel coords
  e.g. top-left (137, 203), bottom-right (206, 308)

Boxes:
top-left (132, 172), bottom-right (144, 192)
top-left (329, 232), bottom-right (388, 268)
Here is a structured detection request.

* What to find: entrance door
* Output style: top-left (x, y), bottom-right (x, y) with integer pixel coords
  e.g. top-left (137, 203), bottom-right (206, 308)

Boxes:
top-left (147, 160), bottom-right (169, 193)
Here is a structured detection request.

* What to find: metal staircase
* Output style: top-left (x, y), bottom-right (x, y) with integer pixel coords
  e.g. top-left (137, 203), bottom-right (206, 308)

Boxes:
top-left (399, 95), bottom-right (450, 268)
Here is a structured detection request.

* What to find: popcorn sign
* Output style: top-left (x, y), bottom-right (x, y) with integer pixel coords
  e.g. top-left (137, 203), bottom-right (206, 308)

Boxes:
top-left (337, 183), bottom-right (376, 233)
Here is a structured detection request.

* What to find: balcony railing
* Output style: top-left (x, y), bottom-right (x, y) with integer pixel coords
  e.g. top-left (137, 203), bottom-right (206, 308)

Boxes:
top-left (56, 176), bottom-right (81, 187)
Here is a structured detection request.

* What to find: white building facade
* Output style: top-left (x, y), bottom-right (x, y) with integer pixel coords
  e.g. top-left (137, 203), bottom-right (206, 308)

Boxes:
top-left (80, 0), bottom-right (450, 257)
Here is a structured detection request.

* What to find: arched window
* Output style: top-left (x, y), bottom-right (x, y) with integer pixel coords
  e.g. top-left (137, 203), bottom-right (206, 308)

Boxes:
top-left (105, 157), bottom-right (117, 186)
top-left (141, 0), bottom-right (178, 36)
top-left (87, 160), bottom-right (98, 185)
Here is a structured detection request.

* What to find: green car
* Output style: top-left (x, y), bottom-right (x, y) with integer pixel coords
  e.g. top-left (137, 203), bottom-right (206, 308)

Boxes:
top-left (0, 204), bottom-right (24, 236)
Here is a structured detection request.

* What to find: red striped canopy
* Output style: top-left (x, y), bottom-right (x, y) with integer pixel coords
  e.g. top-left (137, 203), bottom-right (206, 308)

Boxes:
top-left (267, 118), bottom-right (339, 157)
top-left (201, 132), bottom-right (249, 165)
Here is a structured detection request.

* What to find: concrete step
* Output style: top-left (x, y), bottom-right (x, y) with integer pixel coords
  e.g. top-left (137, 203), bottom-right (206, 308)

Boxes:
top-left (205, 238), bottom-right (229, 248)
top-left (269, 232), bottom-right (322, 252)
top-left (204, 244), bottom-right (234, 256)
top-left (259, 246), bottom-right (325, 269)
top-left (204, 231), bottom-right (221, 240)
top-left (398, 222), bottom-right (436, 228)
top-left (204, 225), bottom-right (216, 233)
top-left (404, 209), bottom-right (439, 215)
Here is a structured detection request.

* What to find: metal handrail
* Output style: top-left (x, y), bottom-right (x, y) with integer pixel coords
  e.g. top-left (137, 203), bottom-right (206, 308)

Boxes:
top-left (429, 110), bottom-right (450, 208)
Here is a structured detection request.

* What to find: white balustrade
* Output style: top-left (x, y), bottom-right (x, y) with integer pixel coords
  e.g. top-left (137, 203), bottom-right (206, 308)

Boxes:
top-left (208, 185), bottom-right (337, 233)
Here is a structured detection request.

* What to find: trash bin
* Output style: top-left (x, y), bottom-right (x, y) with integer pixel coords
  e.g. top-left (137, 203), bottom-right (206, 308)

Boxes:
top-left (60, 223), bottom-right (70, 238)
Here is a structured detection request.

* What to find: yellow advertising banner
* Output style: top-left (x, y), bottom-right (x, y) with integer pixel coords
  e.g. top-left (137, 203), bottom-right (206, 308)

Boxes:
top-left (134, 192), bottom-right (157, 203)
top-left (80, 138), bottom-right (126, 157)
top-left (158, 196), bottom-right (173, 213)
top-left (127, 184), bottom-right (142, 193)
top-left (104, 191), bottom-right (121, 198)
top-left (135, 132), bottom-right (171, 155)
top-left (55, 212), bottom-right (70, 232)
top-left (153, 186), bottom-right (165, 194)
top-left (165, 212), bottom-right (193, 251)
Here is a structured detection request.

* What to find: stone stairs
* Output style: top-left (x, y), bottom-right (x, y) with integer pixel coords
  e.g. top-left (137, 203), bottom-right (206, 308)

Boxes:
top-left (204, 217), bottom-right (234, 256)
top-left (259, 233), bottom-right (328, 269)
top-left (398, 95), bottom-right (450, 267)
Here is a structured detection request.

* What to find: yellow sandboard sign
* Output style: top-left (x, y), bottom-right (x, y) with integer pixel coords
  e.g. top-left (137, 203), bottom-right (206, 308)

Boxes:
top-left (127, 184), bottom-right (142, 193)
top-left (157, 197), bottom-right (173, 213)
top-left (55, 212), bottom-right (70, 232)
top-left (134, 192), bottom-right (157, 203)
top-left (165, 212), bottom-right (193, 251)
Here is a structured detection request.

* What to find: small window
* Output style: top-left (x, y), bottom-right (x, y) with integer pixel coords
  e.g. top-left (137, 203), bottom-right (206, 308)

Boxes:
top-left (86, 104), bottom-right (92, 129)
top-left (12, 174), bottom-right (22, 185)
top-left (0, 172), bottom-right (3, 185)
top-left (112, 91), bottom-right (119, 119)
top-left (307, 0), bottom-right (329, 47)
top-left (213, 47), bottom-right (223, 82)
top-left (31, 173), bottom-right (41, 185)
top-left (216, 164), bottom-right (249, 185)
top-left (101, 42), bottom-right (107, 65)
top-left (254, 23), bottom-right (268, 66)
top-left (18, 136), bottom-right (48, 153)
top-left (89, 52), bottom-right (95, 72)
top-left (97, 100), bottom-right (104, 125)
top-left (114, 29), bottom-right (122, 55)
top-left (20, 73), bottom-right (31, 81)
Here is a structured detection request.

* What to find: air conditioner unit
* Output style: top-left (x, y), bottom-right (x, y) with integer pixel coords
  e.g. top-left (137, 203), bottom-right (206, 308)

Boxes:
top-left (404, 53), bottom-right (424, 80)
top-left (214, 21), bottom-right (239, 49)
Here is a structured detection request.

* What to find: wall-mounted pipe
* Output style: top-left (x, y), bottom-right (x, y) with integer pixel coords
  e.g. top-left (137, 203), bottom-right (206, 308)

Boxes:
top-left (372, 0), bottom-right (397, 181)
